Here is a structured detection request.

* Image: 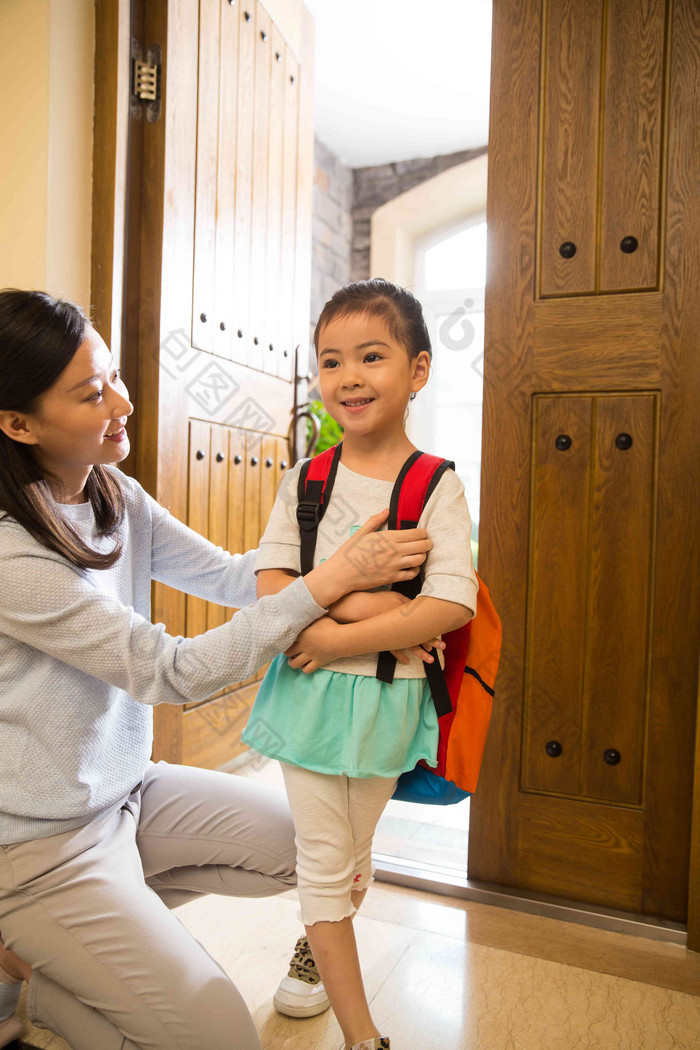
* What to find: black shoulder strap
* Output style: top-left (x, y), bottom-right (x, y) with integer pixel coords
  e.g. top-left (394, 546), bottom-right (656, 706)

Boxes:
top-left (376, 454), bottom-right (456, 719)
top-left (296, 442), bottom-right (343, 575)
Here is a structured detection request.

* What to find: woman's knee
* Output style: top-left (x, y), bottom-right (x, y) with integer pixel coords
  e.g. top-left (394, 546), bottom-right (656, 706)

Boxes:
top-left (178, 974), bottom-right (262, 1050)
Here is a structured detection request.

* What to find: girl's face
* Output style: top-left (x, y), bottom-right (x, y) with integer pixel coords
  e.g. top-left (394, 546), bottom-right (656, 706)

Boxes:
top-left (0, 325), bottom-right (133, 488)
top-left (317, 312), bottom-right (430, 441)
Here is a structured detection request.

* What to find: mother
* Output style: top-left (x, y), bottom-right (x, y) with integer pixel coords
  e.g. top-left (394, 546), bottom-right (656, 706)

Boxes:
top-left (0, 290), bottom-right (432, 1050)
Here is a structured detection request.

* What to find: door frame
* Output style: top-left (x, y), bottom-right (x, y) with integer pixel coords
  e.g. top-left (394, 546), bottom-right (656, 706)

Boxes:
top-left (90, 0), bottom-right (700, 952)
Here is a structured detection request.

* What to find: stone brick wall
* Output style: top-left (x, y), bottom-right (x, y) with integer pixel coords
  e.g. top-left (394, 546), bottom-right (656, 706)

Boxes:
top-left (351, 145), bottom-right (488, 280)
top-left (311, 138), bottom-right (353, 335)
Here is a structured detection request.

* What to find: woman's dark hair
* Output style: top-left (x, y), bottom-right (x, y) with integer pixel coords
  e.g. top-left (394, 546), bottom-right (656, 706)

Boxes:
top-left (313, 278), bottom-right (432, 361)
top-left (0, 289), bottom-right (125, 570)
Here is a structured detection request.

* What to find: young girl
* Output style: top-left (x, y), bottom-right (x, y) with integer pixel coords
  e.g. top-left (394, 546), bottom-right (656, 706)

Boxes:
top-left (241, 278), bottom-right (478, 1050)
top-left (0, 287), bottom-right (433, 1050)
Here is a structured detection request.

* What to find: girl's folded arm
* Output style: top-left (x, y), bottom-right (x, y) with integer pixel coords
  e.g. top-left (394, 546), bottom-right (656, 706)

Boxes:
top-left (335, 594), bottom-right (473, 658)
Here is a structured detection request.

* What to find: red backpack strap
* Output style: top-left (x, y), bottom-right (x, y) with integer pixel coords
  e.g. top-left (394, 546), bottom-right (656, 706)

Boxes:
top-left (296, 442), bottom-right (343, 575)
top-left (376, 452), bottom-right (456, 719)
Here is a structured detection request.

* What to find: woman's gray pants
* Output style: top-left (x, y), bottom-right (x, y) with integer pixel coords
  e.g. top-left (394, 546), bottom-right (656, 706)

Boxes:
top-left (0, 759), bottom-right (298, 1049)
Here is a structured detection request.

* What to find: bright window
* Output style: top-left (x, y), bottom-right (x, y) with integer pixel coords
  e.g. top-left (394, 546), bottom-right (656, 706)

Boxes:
top-left (410, 215), bottom-right (487, 569)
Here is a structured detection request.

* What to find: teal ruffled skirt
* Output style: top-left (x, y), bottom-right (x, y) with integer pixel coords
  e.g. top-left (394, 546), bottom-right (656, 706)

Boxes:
top-left (241, 653), bottom-right (439, 778)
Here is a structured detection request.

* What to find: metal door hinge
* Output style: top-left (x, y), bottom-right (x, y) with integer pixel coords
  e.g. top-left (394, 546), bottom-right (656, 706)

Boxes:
top-left (131, 40), bottom-right (161, 122)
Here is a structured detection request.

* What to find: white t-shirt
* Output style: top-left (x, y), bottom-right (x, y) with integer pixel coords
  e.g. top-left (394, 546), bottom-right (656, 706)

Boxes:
top-left (255, 457), bottom-right (478, 677)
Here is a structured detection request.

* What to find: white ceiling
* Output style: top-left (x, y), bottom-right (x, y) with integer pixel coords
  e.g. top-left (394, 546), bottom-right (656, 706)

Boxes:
top-left (302, 0), bottom-right (492, 169)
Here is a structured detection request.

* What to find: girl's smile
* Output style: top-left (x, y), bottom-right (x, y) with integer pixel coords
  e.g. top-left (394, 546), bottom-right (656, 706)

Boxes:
top-left (340, 397), bottom-right (374, 412)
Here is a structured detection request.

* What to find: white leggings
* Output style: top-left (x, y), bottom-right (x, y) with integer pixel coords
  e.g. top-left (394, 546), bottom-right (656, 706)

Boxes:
top-left (279, 762), bottom-right (399, 926)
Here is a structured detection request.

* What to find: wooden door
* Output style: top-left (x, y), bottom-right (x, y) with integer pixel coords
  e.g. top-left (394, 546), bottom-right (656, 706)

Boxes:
top-left (120, 0), bottom-right (314, 769)
top-left (469, 0), bottom-right (700, 926)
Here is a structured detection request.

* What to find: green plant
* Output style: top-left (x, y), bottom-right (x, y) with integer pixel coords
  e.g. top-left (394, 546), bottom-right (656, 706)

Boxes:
top-left (307, 399), bottom-right (344, 455)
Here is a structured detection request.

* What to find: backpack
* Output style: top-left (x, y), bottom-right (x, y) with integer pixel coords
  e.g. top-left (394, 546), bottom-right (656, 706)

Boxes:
top-left (296, 441), bottom-right (502, 806)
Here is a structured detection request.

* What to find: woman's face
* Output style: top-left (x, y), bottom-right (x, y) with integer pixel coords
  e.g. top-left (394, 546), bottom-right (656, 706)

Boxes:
top-left (1, 325), bottom-right (133, 484)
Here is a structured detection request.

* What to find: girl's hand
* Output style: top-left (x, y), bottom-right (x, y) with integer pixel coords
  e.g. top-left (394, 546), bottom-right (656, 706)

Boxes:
top-left (389, 638), bottom-right (446, 665)
top-left (328, 509), bottom-right (432, 592)
top-left (284, 617), bottom-right (345, 674)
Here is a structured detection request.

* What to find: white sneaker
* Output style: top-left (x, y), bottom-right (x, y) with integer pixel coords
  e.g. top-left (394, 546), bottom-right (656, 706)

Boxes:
top-left (273, 936), bottom-right (330, 1018)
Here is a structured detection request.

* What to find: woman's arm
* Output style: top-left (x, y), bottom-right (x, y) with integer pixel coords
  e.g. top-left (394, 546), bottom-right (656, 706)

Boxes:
top-left (257, 570), bottom-right (403, 622)
top-left (0, 534), bottom-right (327, 707)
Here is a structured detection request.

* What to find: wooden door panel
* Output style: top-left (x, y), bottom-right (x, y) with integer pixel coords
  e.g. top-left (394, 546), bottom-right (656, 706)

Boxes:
top-left (191, 0), bottom-right (221, 354)
top-left (599, 0), bottom-right (666, 292)
top-left (129, 0), bottom-right (317, 776)
top-left (538, 0), bottom-right (667, 299)
top-left (182, 681), bottom-right (258, 768)
top-left (532, 294), bottom-right (663, 386)
top-left (580, 394), bottom-right (656, 804)
top-left (471, 0), bottom-right (699, 924)
top-left (517, 795), bottom-right (644, 912)
top-left (212, 0), bottom-right (240, 360)
top-left (523, 396), bottom-right (592, 796)
top-left (249, 1), bottom-right (272, 373)
top-left (206, 423), bottom-right (230, 631)
top-left (280, 49), bottom-right (300, 382)
top-left (539, 0), bottom-right (603, 297)
top-left (231, 1), bottom-right (256, 367)
top-left (186, 420), bottom-right (210, 638)
top-left (266, 25), bottom-right (286, 378)
top-left (243, 428), bottom-right (263, 551)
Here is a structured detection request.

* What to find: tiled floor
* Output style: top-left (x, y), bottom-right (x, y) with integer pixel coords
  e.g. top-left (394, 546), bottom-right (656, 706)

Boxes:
top-left (11, 757), bottom-right (700, 1047)
top-left (13, 882), bottom-right (700, 1048)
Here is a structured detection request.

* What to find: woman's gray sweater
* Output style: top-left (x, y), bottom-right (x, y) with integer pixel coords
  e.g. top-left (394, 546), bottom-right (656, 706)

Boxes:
top-left (0, 467), bottom-right (325, 844)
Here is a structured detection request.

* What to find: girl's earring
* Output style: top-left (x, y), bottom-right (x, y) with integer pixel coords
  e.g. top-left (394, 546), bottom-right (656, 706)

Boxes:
top-left (409, 391), bottom-right (417, 401)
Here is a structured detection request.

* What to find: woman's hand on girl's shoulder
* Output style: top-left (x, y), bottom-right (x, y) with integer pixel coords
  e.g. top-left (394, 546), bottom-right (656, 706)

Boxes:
top-left (284, 616), bottom-right (346, 674)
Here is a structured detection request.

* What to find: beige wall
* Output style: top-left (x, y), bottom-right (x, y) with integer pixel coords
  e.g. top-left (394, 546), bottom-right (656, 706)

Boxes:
top-left (0, 0), bottom-right (95, 308)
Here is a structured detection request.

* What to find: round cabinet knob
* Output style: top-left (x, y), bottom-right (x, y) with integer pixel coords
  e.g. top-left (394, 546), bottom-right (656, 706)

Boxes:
top-left (200, 312), bottom-right (207, 323)
top-left (234, 454), bottom-right (242, 465)
top-left (250, 456), bottom-right (259, 466)
top-left (615, 433), bottom-right (633, 450)
top-left (196, 449), bottom-right (206, 460)
top-left (237, 329), bottom-right (243, 338)
top-left (268, 343), bottom-right (274, 351)
top-left (603, 749), bottom-right (621, 765)
top-left (283, 349), bottom-right (289, 357)
top-left (265, 457), bottom-right (273, 467)
top-left (546, 740), bottom-right (563, 757)
top-left (216, 451), bottom-right (225, 462)
top-left (280, 460), bottom-right (288, 469)
top-left (290, 74), bottom-right (296, 85)
top-left (275, 51), bottom-right (281, 62)
top-left (260, 30), bottom-right (268, 41)
top-left (559, 241), bottom-right (577, 259)
top-left (219, 321), bottom-right (226, 331)
top-left (555, 434), bottom-right (572, 451)
top-left (244, 10), bottom-right (251, 21)
top-left (253, 336), bottom-right (259, 345)
top-left (620, 236), bottom-right (638, 254)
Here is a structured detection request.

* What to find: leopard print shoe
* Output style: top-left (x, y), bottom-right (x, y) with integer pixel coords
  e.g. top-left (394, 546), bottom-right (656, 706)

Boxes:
top-left (349, 1038), bottom-right (391, 1050)
top-left (273, 935), bottom-right (331, 1018)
